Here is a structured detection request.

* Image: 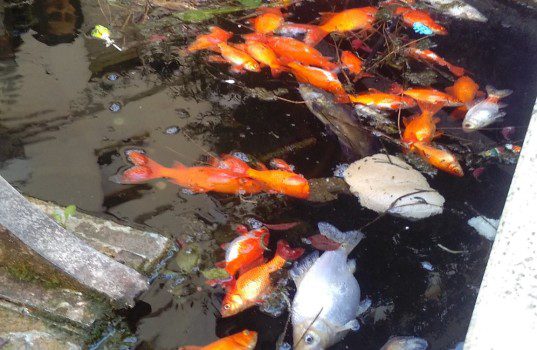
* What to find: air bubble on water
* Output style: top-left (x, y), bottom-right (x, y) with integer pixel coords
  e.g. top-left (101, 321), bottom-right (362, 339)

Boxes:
top-left (176, 108), bottom-right (190, 119)
top-left (333, 163), bottom-right (349, 178)
top-left (164, 126), bottom-right (180, 135)
top-left (246, 218), bottom-right (263, 229)
top-left (109, 102), bottom-right (122, 112)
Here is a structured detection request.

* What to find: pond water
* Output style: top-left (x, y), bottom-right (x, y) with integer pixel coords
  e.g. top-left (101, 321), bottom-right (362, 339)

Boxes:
top-left (1, 0), bottom-right (537, 349)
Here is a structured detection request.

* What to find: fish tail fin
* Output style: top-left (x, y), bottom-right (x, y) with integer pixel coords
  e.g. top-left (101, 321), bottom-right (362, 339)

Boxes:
top-left (417, 101), bottom-right (444, 117)
top-left (109, 151), bottom-right (165, 184)
top-left (276, 240), bottom-right (305, 261)
top-left (448, 64), bottom-right (465, 77)
top-left (486, 85), bottom-right (513, 101)
top-left (317, 222), bottom-right (364, 254)
top-left (303, 26), bottom-right (328, 46)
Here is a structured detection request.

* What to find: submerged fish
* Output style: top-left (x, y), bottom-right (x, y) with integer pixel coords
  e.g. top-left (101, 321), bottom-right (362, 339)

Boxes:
top-left (405, 47), bottom-right (465, 77)
top-left (244, 40), bottom-right (287, 77)
top-left (287, 62), bottom-right (346, 98)
top-left (404, 88), bottom-right (462, 107)
top-left (445, 76), bottom-right (480, 119)
top-left (299, 84), bottom-right (376, 160)
top-left (219, 226), bottom-right (269, 276)
top-left (348, 90), bottom-right (417, 110)
top-left (291, 223), bottom-right (366, 350)
top-left (422, 0), bottom-right (487, 22)
top-left (411, 142), bottom-right (464, 176)
top-left (216, 43), bottom-right (261, 73)
top-left (341, 50), bottom-right (364, 76)
top-left (402, 101), bottom-right (443, 144)
top-left (395, 7), bottom-right (447, 35)
top-left (380, 336), bottom-right (429, 350)
top-left (463, 85), bottom-right (512, 132)
top-left (179, 330), bottom-right (257, 350)
top-left (187, 26), bottom-right (233, 53)
top-left (249, 7), bottom-right (284, 34)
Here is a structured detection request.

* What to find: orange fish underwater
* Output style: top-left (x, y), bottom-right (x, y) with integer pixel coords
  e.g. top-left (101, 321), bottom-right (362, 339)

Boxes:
top-left (404, 88), bottom-right (462, 107)
top-left (347, 90), bottom-right (416, 110)
top-left (215, 42), bottom-right (261, 73)
top-left (402, 102), bottom-right (443, 144)
top-left (221, 240), bottom-right (304, 317)
top-left (218, 226), bottom-right (270, 277)
top-left (446, 76), bottom-right (480, 119)
top-left (244, 40), bottom-right (287, 77)
top-left (250, 7), bottom-right (284, 34)
top-left (341, 50), bottom-right (364, 76)
top-left (179, 330), bottom-right (258, 350)
top-left (287, 61), bottom-right (347, 98)
top-left (411, 142), bottom-right (464, 177)
top-left (187, 26), bottom-right (233, 53)
top-left (405, 47), bottom-right (465, 77)
top-left (395, 7), bottom-right (447, 35)
top-left (112, 151), bottom-right (264, 195)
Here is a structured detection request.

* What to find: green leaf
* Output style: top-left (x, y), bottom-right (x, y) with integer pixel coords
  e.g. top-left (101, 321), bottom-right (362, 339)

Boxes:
top-left (201, 268), bottom-right (229, 280)
top-left (238, 0), bottom-right (262, 7)
top-left (51, 212), bottom-right (64, 225)
top-left (63, 205), bottom-right (77, 220)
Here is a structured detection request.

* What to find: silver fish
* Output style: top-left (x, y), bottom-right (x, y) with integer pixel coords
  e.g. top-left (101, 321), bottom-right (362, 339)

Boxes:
top-left (463, 85), bottom-right (512, 132)
top-left (299, 84), bottom-right (376, 160)
top-left (422, 0), bottom-right (488, 22)
top-left (291, 223), bottom-right (367, 350)
top-left (380, 336), bottom-right (429, 350)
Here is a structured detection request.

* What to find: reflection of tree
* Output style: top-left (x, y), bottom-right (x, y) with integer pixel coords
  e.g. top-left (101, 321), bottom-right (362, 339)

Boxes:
top-left (32, 0), bottom-right (83, 45)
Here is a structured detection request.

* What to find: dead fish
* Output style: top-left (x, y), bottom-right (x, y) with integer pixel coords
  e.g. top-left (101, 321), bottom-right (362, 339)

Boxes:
top-left (291, 223), bottom-right (368, 350)
top-left (463, 85), bottom-right (512, 132)
top-left (422, 0), bottom-right (487, 22)
top-left (380, 336), bottom-right (429, 350)
top-left (298, 84), bottom-right (376, 160)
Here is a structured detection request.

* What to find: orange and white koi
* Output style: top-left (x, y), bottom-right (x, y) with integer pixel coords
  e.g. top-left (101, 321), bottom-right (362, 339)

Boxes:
top-left (219, 226), bottom-right (270, 277)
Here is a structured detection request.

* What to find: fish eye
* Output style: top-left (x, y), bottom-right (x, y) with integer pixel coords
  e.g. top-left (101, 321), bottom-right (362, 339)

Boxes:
top-left (223, 304), bottom-right (231, 310)
top-left (463, 122), bottom-right (472, 128)
top-left (304, 333), bottom-right (315, 345)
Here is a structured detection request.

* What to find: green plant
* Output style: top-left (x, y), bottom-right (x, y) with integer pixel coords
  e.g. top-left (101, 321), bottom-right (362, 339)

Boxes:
top-left (52, 205), bottom-right (77, 228)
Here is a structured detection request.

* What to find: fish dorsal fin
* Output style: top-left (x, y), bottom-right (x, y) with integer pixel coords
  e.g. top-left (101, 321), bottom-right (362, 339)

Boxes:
top-left (172, 161), bottom-right (186, 170)
top-left (290, 251), bottom-right (319, 287)
top-left (317, 222), bottom-right (364, 254)
top-left (485, 85), bottom-right (513, 99)
top-left (319, 12), bottom-right (337, 24)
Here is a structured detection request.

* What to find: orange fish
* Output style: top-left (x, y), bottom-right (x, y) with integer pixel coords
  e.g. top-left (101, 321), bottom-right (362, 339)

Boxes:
top-left (446, 76), bottom-right (480, 119)
top-left (221, 240), bottom-right (304, 317)
top-left (395, 7), bottom-right (447, 35)
top-left (216, 43), bottom-right (261, 73)
top-left (405, 47), bottom-right (464, 76)
top-left (402, 102), bottom-right (443, 144)
top-left (341, 50), bottom-right (363, 76)
top-left (303, 7), bottom-right (378, 46)
top-left (250, 7), bottom-right (284, 34)
top-left (179, 330), bottom-right (257, 350)
top-left (244, 40), bottom-right (287, 77)
top-left (347, 90), bottom-right (416, 110)
top-left (411, 142), bottom-right (464, 177)
top-left (187, 26), bottom-right (233, 53)
top-left (269, 158), bottom-right (295, 172)
top-left (219, 226), bottom-right (270, 277)
top-left (246, 34), bottom-right (337, 71)
top-left (112, 151), bottom-right (264, 195)
top-left (404, 88), bottom-right (462, 107)
top-left (217, 153), bottom-right (310, 199)
top-left (286, 61), bottom-right (347, 99)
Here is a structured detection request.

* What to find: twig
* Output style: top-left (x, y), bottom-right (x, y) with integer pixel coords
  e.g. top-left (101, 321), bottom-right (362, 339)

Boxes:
top-left (437, 243), bottom-right (467, 254)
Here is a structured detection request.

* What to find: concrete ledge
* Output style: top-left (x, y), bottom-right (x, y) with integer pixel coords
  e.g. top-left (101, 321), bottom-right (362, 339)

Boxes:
top-left (465, 100), bottom-right (537, 348)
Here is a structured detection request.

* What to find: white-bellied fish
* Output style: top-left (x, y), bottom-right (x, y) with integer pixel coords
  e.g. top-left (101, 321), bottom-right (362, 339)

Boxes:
top-left (463, 85), bottom-right (512, 132)
top-left (380, 336), bottom-right (429, 350)
top-left (422, 0), bottom-right (487, 22)
top-left (291, 222), bottom-right (368, 350)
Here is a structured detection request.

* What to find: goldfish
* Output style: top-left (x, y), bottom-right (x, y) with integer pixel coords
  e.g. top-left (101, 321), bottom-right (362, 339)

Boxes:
top-left (244, 40), bottom-right (287, 77)
top-left (302, 7), bottom-right (378, 46)
top-left (250, 7), bottom-right (284, 34)
top-left (187, 26), bottom-right (233, 52)
top-left (347, 90), bottom-right (416, 110)
top-left (219, 226), bottom-right (270, 276)
top-left (246, 34), bottom-right (337, 71)
top-left (395, 7), bottom-right (447, 35)
top-left (463, 85), bottom-right (512, 132)
top-left (405, 47), bottom-right (465, 77)
top-left (380, 336), bottom-right (428, 350)
top-left (446, 76), bottom-right (480, 119)
top-left (221, 240), bottom-right (304, 317)
top-left (287, 61), bottom-right (347, 98)
top-left (111, 151), bottom-right (265, 194)
top-left (402, 102), bottom-right (443, 144)
top-left (411, 142), bottom-right (464, 176)
top-left (216, 43), bottom-right (261, 73)
top-left (292, 223), bottom-right (367, 350)
top-left (178, 330), bottom-right (257, 350)
top-left (403, 88), bottom-right (462, 107)
top-left (341, 50), bottom-right (364, 76)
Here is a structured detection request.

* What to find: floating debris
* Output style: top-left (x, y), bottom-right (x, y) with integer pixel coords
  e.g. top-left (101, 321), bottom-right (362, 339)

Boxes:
top-left (90, 25), bottom-right (123, 51)
top-left (109, 102), bottom-right (122, 113)
top-left (420, 261), bottom-right (434, 271)
top-left (468, 215), bottom-right (500, 241)
top-left (164, 126), bottom-right (181, 135)
top-left (176, 108), bottom-right (190, 119)
top-left (175, 243), bottom-right (201, 273)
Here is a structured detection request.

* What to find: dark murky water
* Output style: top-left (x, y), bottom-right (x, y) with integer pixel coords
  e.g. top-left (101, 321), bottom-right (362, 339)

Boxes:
top-left (1, 0), bottom-right (537, 349)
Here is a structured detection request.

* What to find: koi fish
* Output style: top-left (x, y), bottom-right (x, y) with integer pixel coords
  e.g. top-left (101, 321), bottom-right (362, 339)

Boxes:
top-left (341, 50), bottom-right (363, 76)
top-left (246, 34), bottom-right (337, 71)
top-left (244, 40), bottom-right (287, 77)
top-left (111, 151), bottom-right (264, 194)
top-left (347, 90), bottom-right (416, 110)
top-left (221, 240), bottom-right (304, 317)
top-left (292, 223), bottom-right (367, 350)
top-left (402, 102), bottom-right (443, 144)
top-left (179, 330), bottom-right (257, 350)
top-left (411, 142), bottom-right (464, 176)
top-left (250, 7), bottom-right (284, 34)
top-left (187, 26), bottom-right (233, 52)
top-left (395, 7), bottom-right (447, 35)
top-left (463, 85), bottom-right (512, 132)
top-left (219, 226), bottom-right (270, 276)
top-left (216, 43), bottom-right (261, 73)
top-left (287, 61), bottom-right (347, 98)
top-left (302, 7), bottom-right (378, 46)
top-left (403, 88), bottom-right (462, 107)
top-left (405, 47), bottom-right (464, 77)
top-left (446, 76), bottom-right (480, 119)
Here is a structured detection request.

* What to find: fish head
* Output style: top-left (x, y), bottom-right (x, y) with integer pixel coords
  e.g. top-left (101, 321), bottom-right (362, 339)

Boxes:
top-left (462, 108), bottom-right (490, 132)
top-left (293, 319), bottom-right (334, 350)
top-left (221, 292), bottom-right (246, 317)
